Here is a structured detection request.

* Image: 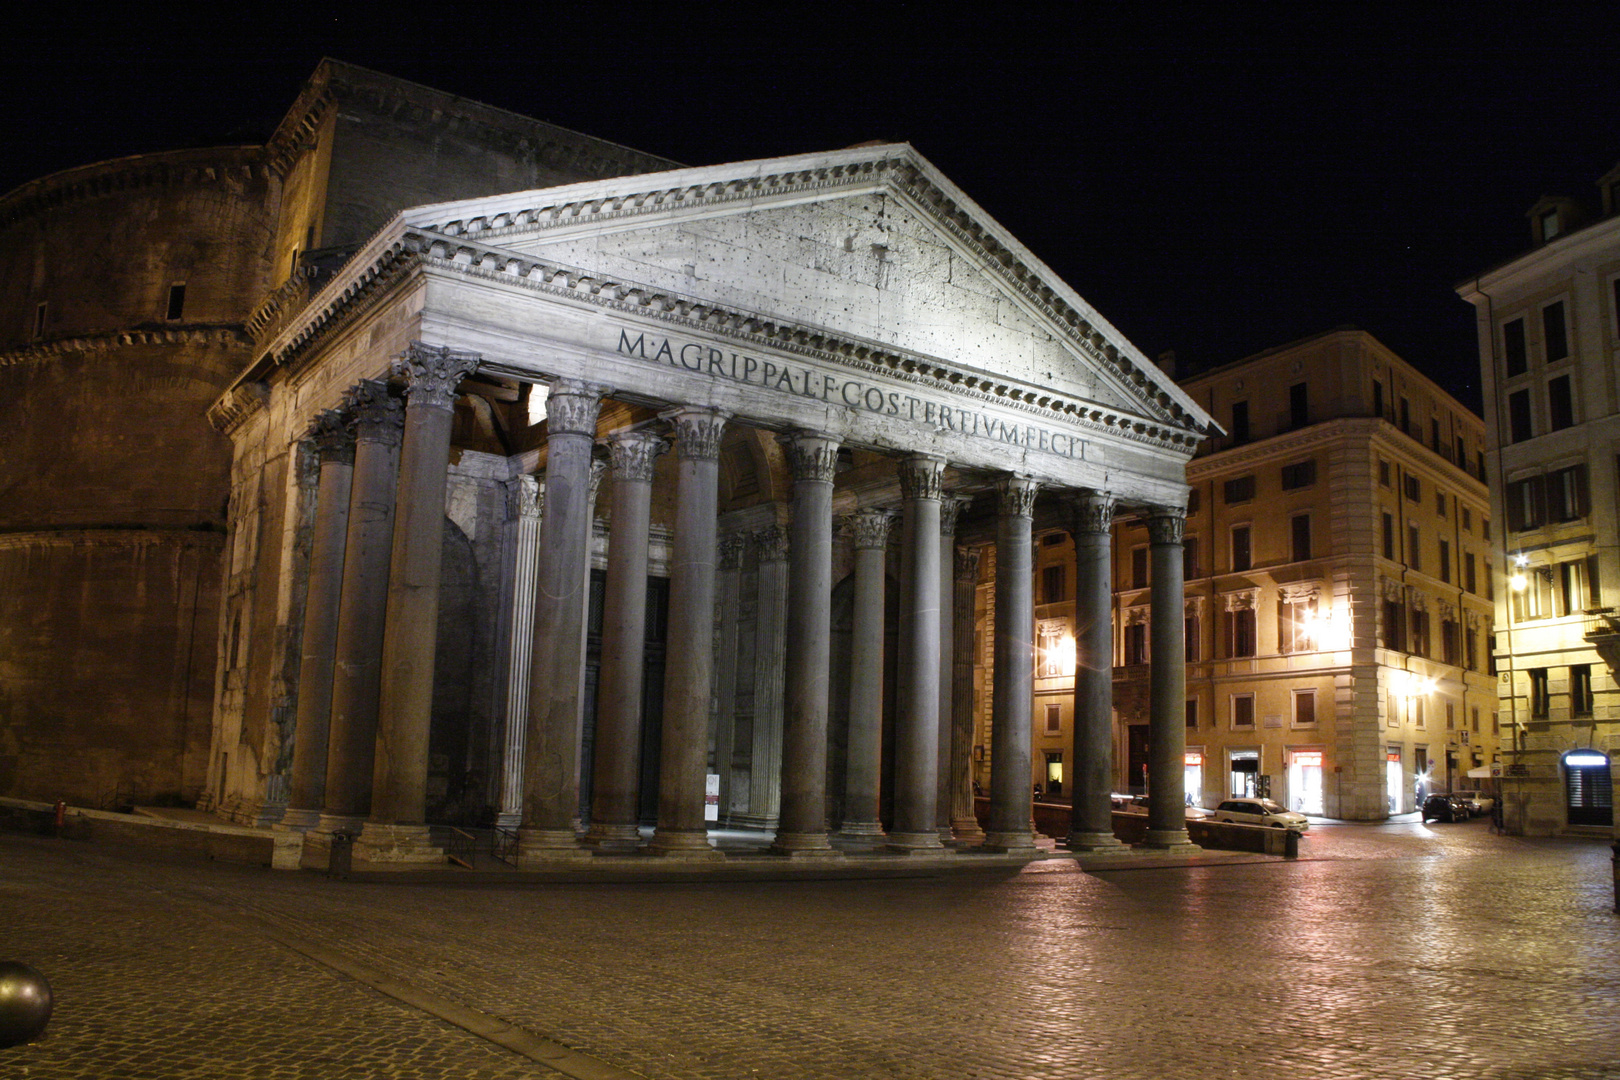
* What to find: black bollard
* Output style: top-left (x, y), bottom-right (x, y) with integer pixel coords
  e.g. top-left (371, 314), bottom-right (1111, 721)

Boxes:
top-left (0, 961), bottom-right (53, 1047)
top-left (1285, 829), bottom-right (1300, 859)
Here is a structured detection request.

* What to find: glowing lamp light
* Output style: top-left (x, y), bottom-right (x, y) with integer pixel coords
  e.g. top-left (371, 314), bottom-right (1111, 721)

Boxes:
top-left (1565, 752), bottom-right (1608, 767)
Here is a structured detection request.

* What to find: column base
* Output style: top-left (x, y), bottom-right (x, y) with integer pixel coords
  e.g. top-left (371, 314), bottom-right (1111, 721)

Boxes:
top-left (981, 830), bottom-right (1040, 855)
top-left (494, 810), bottom-right (521, 829)
top-left (770, 832), bottom-right (838, 857)
top-left (835, 821), bottom-right (885, 838)
top-left (351, 823), bottom-right (444, 869)
top-left (584, 822), bottom-right (643, 851)
top-left (646, 830), bottom-right (725, 860)
top-left (951, 816), bottom-right (986, 842)
top-left (1065, 830), bottom-right (1128, 852)
top-left (516, 827), bottom-right (592, 866)
top-left (1136, 829), bottom-right (1202, 854)
top-left (886, 831), bottom-right (945, 853)
top-left (275, 808), bottom-right (322, 832)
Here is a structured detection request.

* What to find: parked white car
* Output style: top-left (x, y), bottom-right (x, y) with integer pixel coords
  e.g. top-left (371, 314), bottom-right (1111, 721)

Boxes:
top-left (1112, 795), bottom-right (1211, 819)
top-left (1212, 797), bottom-right (1310, 832)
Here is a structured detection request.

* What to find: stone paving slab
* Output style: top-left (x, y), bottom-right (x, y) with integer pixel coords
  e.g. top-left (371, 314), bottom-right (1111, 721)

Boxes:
top-left (3, 821), bottom-right (1617, 1079)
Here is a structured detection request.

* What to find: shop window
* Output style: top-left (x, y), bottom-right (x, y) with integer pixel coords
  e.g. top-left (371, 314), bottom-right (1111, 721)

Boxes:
top-left (1223, 607), bottom-right (1257, 658)
top-left (1232, 694), bottom-right (1255, 729)
top-left (1564, 751), bottom-right (1614, 827)
top-left (1543, 301), bottom-right (1569, 362)
top-left (1548, 375), bottom-right (1574, 430)
top-left (1231, 525), bottom-right (1251, 572)
top-left (1045, 752), bottom-right (1064, 796)
top-left (1571, 665), bottom-right (1593, 718)
top-left (1529, 668), bottom-right (1550, 719)
top-left (1293, 689), bottom-right (1317, 727)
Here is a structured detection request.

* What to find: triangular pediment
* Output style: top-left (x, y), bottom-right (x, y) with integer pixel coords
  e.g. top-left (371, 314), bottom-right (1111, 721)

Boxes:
top-left (398, 146), bottom-right (1212, 436)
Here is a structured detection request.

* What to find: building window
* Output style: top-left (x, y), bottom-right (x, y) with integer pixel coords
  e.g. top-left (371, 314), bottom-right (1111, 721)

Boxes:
top-left (1280, 459), bottom-right (1316, 490)
top-left (1183, 536), bottom-right (1201, 580)
top-left (1232, 693), bottom-right (1255, 729)
top-left (1290, 382), bottom-right (1308, 430)
top-left (1130, 547), bottom-right (1148, 590)
top-left (1548, 464), bottom-right (1588, 522)
top-left (1379, 459), bottom-right (1391, 487)
top-left (1125, 622), bottom-right (1148, 665)
top-left (1044, 703), bottom-right (1062, 735)
top-left (1548, 375), bottom-right (1574, 430)
top-left (1279, 595), bottom-right (1316, 654)
top-left (1291, 514), bottom-right (1311, 562)
top-left (1400, 396), bottom-right (1411, 436)
top-left (1373, 379), bottom-right (1385, 420)
top-left (1186, 488), bottom-right (1201, 514)
top-left (1435, 489), bottom-right (1447, 517)
top-left (1382, 513), bottom-right (1395, 560)
top-left (1409, 608), bottom-right (1431, 657)
top-left (1454, 435), bottom-right (1466, 467)
top-left (1465, 552), bottom-right (1477, 594)
top-left (1231, 525), bottom-right (1252, 572)
top-left (1571, 664), bottom-right (1593, 718)
top-left (1042, 565), bottom-right (1065, 605)
top-left (1508, 389), bottom-right (1533, 443)
top-left (1231, 400), bottom-right (1250, 444)
top-left (1529, 668), bottom-right (1550, 719)
top-left (1381, 599), bottom-right (1405, 651)
top-left (1439, 539), bottom-right (1450, 584)
top-left (1293, 689), bottom-right (1317, 727)
top-left (165, 283), bottom-right (186, 321)
top-left (1224, 607), bottom-right (1257, 658)
top-left (1184, 613), bottom-right (1200, 663)
top-left (1465, 626), bottom-right (1478, 671)
top-left (1186, 698), bottom-right (1199, 729)
top-left (1404, 474), bottom-right (1420, 503)
top-left (1471, 706), bottom-right (1480, 733)
top-left (1543, 301), bottom-right (1569, 362)
top-left (1446, 702), bottom-right (1456, 730)
top-left (1224, 475), bottom-right (1255, 504)
top-left (1540, 208), bottom-right (1562, 242)
top-left (1430, 417), bottom-right (1441, 453)
top-left (1506, 475), bottom-right (1543, 532)
top-left (1441, 618), bottom-right (1459, 665)
top-left (1462, 506), bottom-right (1471, 531)
top-left (1512, 566), bottom-right (1553, 623)
top-left (1478, 452), bottom-right (1488, 482)
top-left (1504, 318), bottom-right (1528, 376)
top-left (1408, 524), bottom-right (1421, 572)
top-left (1558, 555), bottom-right (1601, 615)
top-left (1483, 517), bottom-right (1491, 541)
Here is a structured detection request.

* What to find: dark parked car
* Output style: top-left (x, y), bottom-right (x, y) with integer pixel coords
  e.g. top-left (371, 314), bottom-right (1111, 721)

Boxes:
top-left (1421, 793), bottom-right (1471, 823)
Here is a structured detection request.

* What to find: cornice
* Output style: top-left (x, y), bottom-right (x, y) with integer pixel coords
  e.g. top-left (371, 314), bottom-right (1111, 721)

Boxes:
top-left (0, 528), bottom-right (226, 553)
top-left (1460, 213), bottom-right (1620, 300)
top-left (0, 325), bottom-right (253, 369)
top-left (0, 146), bottom-right (269, 231)
top-left (408, 149), bottom-right (1210, 438)
top-left (208, 381), bottom-right (270, 436)
top-left (1186, 417), bottom-right (1489, 496)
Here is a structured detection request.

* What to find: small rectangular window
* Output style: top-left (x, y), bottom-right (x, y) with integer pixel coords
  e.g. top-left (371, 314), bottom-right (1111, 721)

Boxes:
top-left (1543, 301), bottom-right (1568, 362)
top-left (1044, 703), bottom-right (1062, 735)
top-left (1293, 689), bottom-right (1316, 727)
top-left (1571, 664), bottom-right (1593, 718)
top-left (1548, 375), bottom-right (1574, 430)
top-left (1290, 382), bottom-right (1308, 429)
top-left (1465, 553), bottom-right (1477, 594)
top-left (1042, 565), bottom-right (1065, 605)
top-left (1400, 397), bottom-right (1411, 435)
top-left (1503, 318), bottom-right (1528, 376)
top-left (1378, 460), bottom-right (1391, 487)
top-left (1381, 599), bottom-right (1405, 651)
top-left (1125, 622), bottom-right (1148, 665)
top-left (1224, 475), bottom-right (1255, 504)
top-left (1404, 474), bottom-right (1421, 503)
top-left (1462, 506), bottom-right (1471, 531)
top-left (1224, 607), bottom-right (1256, 657)
top-left (1280, 460), bottom-right (1316, 490)
top-left (1439, 539), bottom-right (1451, 584)
top-left (1508, 389), bottom-right (1533, 443)
top-left (1382, 513), bottom-right (1395, 560)
top-left (1506, 475), bottom-right (1544, 532)
top-left (1232, 693), bottom-right (1255, 729)
top-left (1408, 523), bottom-right (1421, 571)
top-left (1430, 417), bottom-right (1441, 452)
top-left (1184, 614), bottom-right (1200, 663)
top-left (165, 283), bottom-right (186, 321)
top-left (1373, 379), bottom-right (1385, 419)
top-left (33, 301), bottom-right (46, 340)
top-left (1547, 464), bottom-right (1588, 522)
top-left (1231, 400), bottom-right (1250, 444)
top-left (1435, 489), bottom-right (1447, 517)
top-left (1529, 668), bottom-right (1549, 719)
top-left (1183, 536), bottom-right (1201, 580)
top-left (1185, 698), bottom-right (1199, 729)
top-left (1130, 547), bottom-right (1148, 590)
top-left (1455, 435), bottom-right (1466, 466)
top-left (1231, 525), bottom-right (1252, 572)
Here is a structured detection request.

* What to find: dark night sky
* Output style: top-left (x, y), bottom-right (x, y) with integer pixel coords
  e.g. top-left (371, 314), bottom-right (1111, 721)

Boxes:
top-left (6, 5), bottom-right (1618, 414)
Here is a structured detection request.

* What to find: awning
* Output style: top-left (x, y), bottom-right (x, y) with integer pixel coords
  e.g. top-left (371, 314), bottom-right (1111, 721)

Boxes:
top-left (1467, 764), bottom-right (1501, 779)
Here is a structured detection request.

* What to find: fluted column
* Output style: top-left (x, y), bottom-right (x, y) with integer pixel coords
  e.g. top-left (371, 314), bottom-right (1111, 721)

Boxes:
top-left (935, 495), bottom-right (969, 838)
top-left (1142, 506), bottom-right (1198, 851)
top-left (282, 411), bottom-right (355, 830)
top-left (648, 406), bottom-right (728, 858)
top-left (357, 343), bottom-right (480, 864)
top-left (890, 454), bottom-right (946, 851)
top-left (986, 474), bottom-right (1039, 854)
top-left (518, 379), bottom-right (609, 863)
top-left (711, 534), bottom-right (746, 824)
top-left (587, 429), bottom-right (667, 849)
top-left (773, 431), bottom-right (842, 855)
top-left (950, 545), bottom-right (986, 840)
top-left (1067, 491), bottom-right (1125, 851)
top-left (839, 509), bottom-right (894, 839)
top-left (495, 475), bottom-right (541, 828)
top-left (318, 381), bottom-right (402, 837)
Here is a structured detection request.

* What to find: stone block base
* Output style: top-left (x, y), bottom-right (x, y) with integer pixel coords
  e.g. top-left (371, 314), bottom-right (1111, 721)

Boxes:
top-left (646, 830), bottom-right (725, 860)
top-left (951, 816), bottom-right (986, 842)
top-left (981, 830), bottom-right (1039, 855)
top-left (885, 830), bottom-right (945, 853)
top-left (515, 827), bottom-right (592, 867)
top-left (275, 808), bottom-right (322, 832)
top-left (770, 832), bottom-right (839, 857)
top-left (1136, 828), bottom-right (1202, 855)
top-left (1065, 830), bottom-right (1128, 852)
top-left (351, 823), bottom-right (444, 869)
top-left (584, 823), bottom-right (642, 851)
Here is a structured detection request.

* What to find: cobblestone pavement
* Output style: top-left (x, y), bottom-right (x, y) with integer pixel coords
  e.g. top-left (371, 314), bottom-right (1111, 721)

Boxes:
top-left (3, 819), bottom-right (1617, 1079)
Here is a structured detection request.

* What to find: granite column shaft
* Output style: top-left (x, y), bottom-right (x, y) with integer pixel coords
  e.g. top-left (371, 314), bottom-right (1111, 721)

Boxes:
top-left (841, 510), bottom-right (893, 838)
top-left (890, 455), bottom-right (945, 851)
top-left (1143, 507), bottom-right (1195, 850)
top-left (986, 475), bottom-right (1039, 853)
top-left (1068, 492), bottom-right (1125, 850)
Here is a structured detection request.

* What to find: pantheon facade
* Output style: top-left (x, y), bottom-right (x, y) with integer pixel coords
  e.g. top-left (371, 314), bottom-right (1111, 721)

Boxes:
top-left (212, 141), bottom-right (1214, 867)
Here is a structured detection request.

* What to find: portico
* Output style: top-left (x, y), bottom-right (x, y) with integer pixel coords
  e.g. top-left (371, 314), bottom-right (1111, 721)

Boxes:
top-left (208, 144), bottom-right (1213, 867)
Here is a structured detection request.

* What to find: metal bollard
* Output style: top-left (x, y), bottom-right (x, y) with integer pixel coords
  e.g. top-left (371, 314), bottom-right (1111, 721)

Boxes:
top-left (1285, 829), bottom-right (1300, 859)
top-left (328, 831), bottom-right (354, 879)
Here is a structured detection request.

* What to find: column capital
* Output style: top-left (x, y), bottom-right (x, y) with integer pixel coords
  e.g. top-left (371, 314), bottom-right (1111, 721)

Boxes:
top-left (392, 342), bottom-right (481, 410)
top-left (544, 379), bottom-right (611, 437)
top-left (780, 431), bottom-right (842, 483)
top-left (718, 533), bottom-right (748, 571)
top-left (939, 494), bottom-right (972, 537)
top-left (662, 406), bottom-right (729, 460)
top-left (604, 429), bottom-right (667, 482)
top-left (996, 474), bottom-right (1039, 519)
top-left (344, 379), bottom-right (404, 446)
top-left (845, 509), bottom-right (896, 550)
top-left (507, 473), bottom-right (541, 520)
top-left (306, 409), bottom-right (355, 465)
top-left (897, 455), bottom-right (946, 501)
top-left (1068, 490), bottom-right (1117, 535)
top-left (754, 523), bottom-right (790, 563)
top-left (955, 545), bottom-right (981, 584)
top-left (1147, 507), bottom-right (1186, 546)
top-left (588, 459), bottom-right (609, 504)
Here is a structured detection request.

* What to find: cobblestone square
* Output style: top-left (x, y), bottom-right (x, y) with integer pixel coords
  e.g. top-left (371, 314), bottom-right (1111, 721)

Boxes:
top-left (3, 822), bottom-right (1616, 1079)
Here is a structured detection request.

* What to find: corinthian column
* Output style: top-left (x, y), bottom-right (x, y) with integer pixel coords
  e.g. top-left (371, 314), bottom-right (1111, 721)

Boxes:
top-left (518, 379), bottom-right (609, 864)
top-left (1142, 506), bottom-right (1199, 852)
top-left (773, 431), bottom-right (842, 856)
top-left (318, 381), bottom-right (402, 839)
top-left (357, 343), bottom-right (480, 865)
top-left (950, 545), bottom-right (986, 841)
top-left (985, 474), bottom-right (1039, 854)
top-left (587, 429), bottom-right (667, 849)
top-left (936, 494), bottom-right (969, 838)
top-left (648, 406), bottom-right (728, 858)
top-left (282, 410), bottom-right (355, 830)
top-left (890, 454), bottom-right (946, 852)
top-left (1067, 491), bottom-right (1125, 851)
top-left (839, 509), bottom-right (894, 839)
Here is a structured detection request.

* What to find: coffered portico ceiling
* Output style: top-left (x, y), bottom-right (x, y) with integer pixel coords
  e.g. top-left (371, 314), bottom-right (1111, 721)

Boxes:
top-left (249, 144), bottom-right (1214, 494)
